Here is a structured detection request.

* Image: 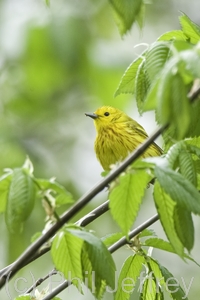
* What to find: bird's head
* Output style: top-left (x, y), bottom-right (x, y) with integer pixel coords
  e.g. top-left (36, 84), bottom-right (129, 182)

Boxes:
top-left (85, 106), bottom-right (127, 131)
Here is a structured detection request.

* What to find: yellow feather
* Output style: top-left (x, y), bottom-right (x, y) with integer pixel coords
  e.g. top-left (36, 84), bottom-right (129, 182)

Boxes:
top-left (85, 106), bottom-right (162, 170)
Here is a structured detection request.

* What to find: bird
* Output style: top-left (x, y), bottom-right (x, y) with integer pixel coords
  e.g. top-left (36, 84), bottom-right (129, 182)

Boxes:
top-left (85, 106), bottom-right (162, 171)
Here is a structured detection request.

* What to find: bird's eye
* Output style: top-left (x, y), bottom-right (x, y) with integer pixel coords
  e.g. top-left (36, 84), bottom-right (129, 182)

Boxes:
top-left (104, 112), bottom-right (110, 116)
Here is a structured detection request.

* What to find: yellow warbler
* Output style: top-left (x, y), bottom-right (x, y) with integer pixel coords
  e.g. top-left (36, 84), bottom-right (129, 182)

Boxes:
top-left (85, 106), bottom-right (162, 170)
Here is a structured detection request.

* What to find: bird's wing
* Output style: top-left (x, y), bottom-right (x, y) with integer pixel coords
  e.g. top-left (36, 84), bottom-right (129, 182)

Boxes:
top-left (128, 120), bottom-right (149, 139)
top-left (128, 120), bottom-right (163, 153)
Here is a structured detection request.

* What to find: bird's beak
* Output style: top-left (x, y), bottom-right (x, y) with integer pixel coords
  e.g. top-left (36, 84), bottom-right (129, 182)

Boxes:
top-left (85, 112), bottom-right (99, 119)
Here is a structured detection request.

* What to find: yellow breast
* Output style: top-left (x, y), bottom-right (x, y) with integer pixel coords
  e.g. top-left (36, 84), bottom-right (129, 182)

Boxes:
top-left (94, 123), bottom-right (162, 170)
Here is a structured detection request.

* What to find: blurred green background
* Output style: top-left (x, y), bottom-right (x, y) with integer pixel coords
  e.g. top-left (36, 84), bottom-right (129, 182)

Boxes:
top-left (0, 0), bottom-right (199, 299)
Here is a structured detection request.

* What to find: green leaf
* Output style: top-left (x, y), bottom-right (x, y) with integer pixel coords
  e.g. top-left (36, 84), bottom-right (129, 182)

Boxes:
top-left (170, 74), bottom-right (190, 139)
top-left (0, 173), bottom-right (12, 213)
top-left (156, 65), bottom-right (172, 125)
top-left (153, 181), bottom-right (184, 257)
top-left (115, 57), bottom-right (143, 96)
top-left (144, 237), bottom-right (170, 251)
top-left (109, 0), bottom-right (143, 35)
top-left (102, 232), bottom-right (124, 247)
top-left (45, 0), bottom-right (50, 7)
top-left (143, 259), bottom-right (165, 298)
top-left (178, 48), bottom-right (200, 79)
top-left (55, 193), bottom-right (74, 206)
top-left (165, 140), bottom-right (198, 177)
top-left (82, 242), bottom-right (106, 299)
top-left (172, 40), bottom-right (193, 52)
top-left (185, 136), bottom-right (200, 149)
top-left (179, 13), bottom-right (200, 44)
top-left (36, 178), bottom-right (74, 205)
top-left (135, 2), bottom-right (145, 29)
top-left (144, 237), bottom-right (198, 263)
top-left (81, 240), bottom-right (108, 299)
top-left (155, 166), bottom-right (200, 214)
top-left (145, 42), bottom-right (170, 82)
top-left (178, 150), bottom-right (197, 186)
top-left (131, 159), bottom-right (156, 170)
top-left (115, 254), bottom-right (145, 300)
top-left (147, 257), bottom-right (165, 285)
top-left (14, 296), bottom-right (31, 300)
top-left (184, 143), bottom-right (200, 189)
top-left (67, 228), bottom-right (116, 291)
top-left (144, 236), bottom-right (172, 251)
top-left (142, 42), bottom-right (172, 113)
top-left (159, 265), bottom-right (189, 300)
top-left (185, 101), bottom-right (200, 138)
top-left (109, 170), bottom-right (151, 234)
top-left (142, 77), bottom-right (160, 112)
top-left (135, 60), bottom-right (150, 114)
top-left (140, 277), bottom-right (159, 300)
top-left (158, 30), bottom-right (187, 42)
top-left (5, 169), bottom-right (36, 233)
top-left (195, 160), bottom-right (200, 172)
top-left (139, 229), bottom-right (156, 238)
top-left (157, 71), bottom-right (190, 139)
top-left (158, 126), bottom-right (174, 152)
top-left (165, 141), bottom-right (185, 169)
top-left (81, 242), bottom-right (106, 299)
top-left (173, 205), bottom-right (194, 252)
top-left (81, 243), bottom-right (93, 288)
top-left (194, 161), bottom-right (200, 190)
top-left (51, 229), bottom-right (83, 289)
top-left (145, 260), bottom-right (164, 296)
top-left (140, 256), bottom-right (164, 300)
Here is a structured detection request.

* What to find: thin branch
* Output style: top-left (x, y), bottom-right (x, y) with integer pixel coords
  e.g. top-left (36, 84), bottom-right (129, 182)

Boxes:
top-left (76, 200), bottom-right (110, 227)
top-left (26, 269), bottom-right (57, 294)
top-left (41, 214), bottom-right (160, 300)
top-left (108, 214), bottom-right (159, 253)
top-left (0, 126), bottom-right (165, 288)
top-left (43, 280), bottom-right (71, 300)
